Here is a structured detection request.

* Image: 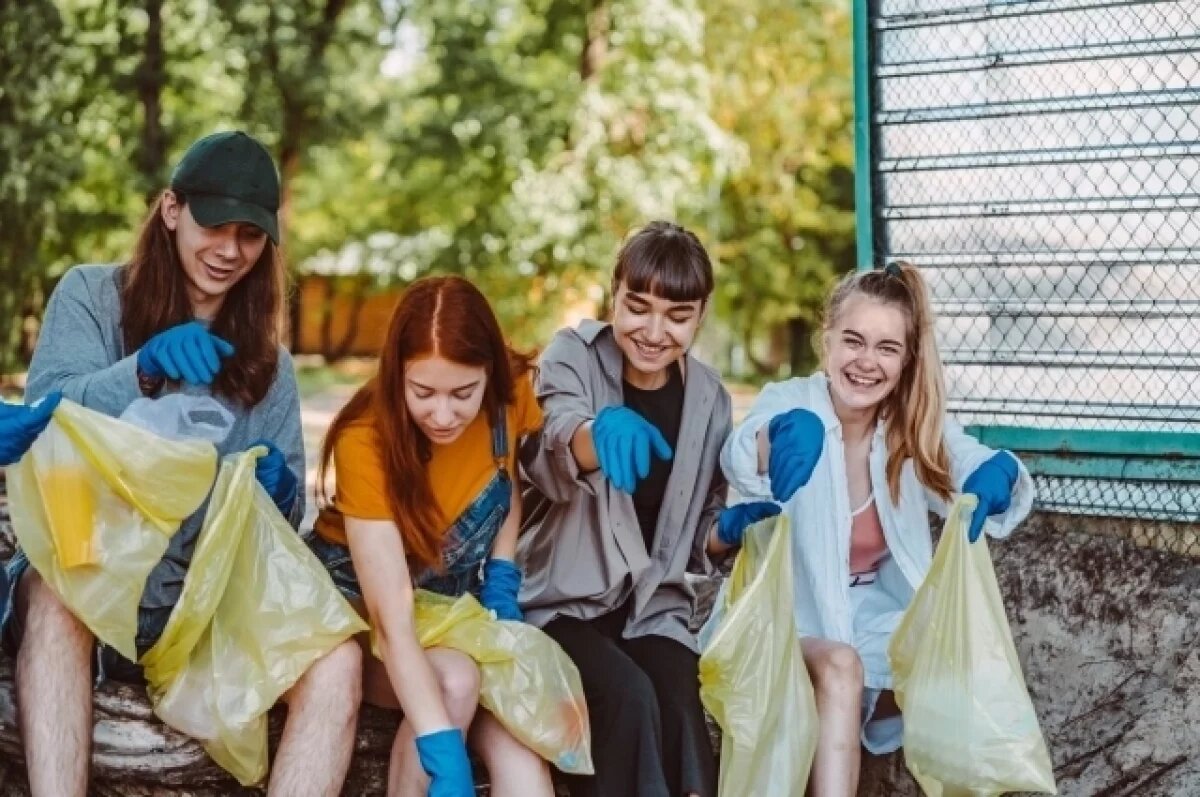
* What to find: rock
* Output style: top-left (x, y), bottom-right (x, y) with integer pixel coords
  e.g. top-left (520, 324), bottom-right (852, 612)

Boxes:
top-left (858, 514), bottom-right (1200, 796)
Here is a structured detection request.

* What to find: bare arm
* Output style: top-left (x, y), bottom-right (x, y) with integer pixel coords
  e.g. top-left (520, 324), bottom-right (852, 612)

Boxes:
top-left (569, 421), bottom-right (599, 473)
top-left (489, 478), bottom-right (523, 560)
top-left (344, 516), bottom-right (454, 735)
top-left (756, 426), bottom-right (770, 474)
top-left (706, 522), bottom-right (730, 556)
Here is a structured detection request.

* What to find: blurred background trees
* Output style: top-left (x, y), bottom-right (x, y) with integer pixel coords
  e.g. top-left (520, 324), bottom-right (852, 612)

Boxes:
top-left (0, 0), bottom-right (853, 377)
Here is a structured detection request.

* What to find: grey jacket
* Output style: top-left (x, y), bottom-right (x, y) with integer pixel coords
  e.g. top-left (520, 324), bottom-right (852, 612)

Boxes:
top-left (25, 264), bottom-right (305, 610)
top-left (517, 320), bottom-right (731, 652)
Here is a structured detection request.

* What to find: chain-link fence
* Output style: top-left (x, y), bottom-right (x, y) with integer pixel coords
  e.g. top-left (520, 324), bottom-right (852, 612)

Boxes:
top-left (856, 0), bottom-right (1200, 551)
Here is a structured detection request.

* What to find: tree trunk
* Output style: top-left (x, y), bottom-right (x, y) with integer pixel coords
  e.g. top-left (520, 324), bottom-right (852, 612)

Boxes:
top-left (317, 277), bottom-right (336, 359)
top-left (329, 277), bottom-right (371, 362)
top-left (579, 1), bottom-right (609, 82)
top-left (742, 321), bottom-right (787, 377)
top-left (787, 315), bottom-right (814, 376)
top-left (136, 0), bottom-right (166, 206)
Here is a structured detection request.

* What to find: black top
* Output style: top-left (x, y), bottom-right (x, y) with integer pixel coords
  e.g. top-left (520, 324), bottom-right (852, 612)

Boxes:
top-left (622, 362), bottom-right (685, 550)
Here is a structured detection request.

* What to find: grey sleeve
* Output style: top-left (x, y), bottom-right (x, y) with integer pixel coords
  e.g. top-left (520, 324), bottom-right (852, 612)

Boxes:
top-left (26, 269), bottom-right (142, 413)
top-left (518, 331), bottom-right (603, 503)
top-left (253, 348), bottom-right (306, 528)
top-left (689, 393), bottom-right (732, 576)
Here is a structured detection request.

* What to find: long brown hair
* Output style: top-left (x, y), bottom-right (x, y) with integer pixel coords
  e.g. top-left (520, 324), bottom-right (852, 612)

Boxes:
top-left (318, 276), bottom-right (534, 573)
top-left (120, 190), bottom-right (286, 407)
top-left (822, 262), bottom-right (952, 503)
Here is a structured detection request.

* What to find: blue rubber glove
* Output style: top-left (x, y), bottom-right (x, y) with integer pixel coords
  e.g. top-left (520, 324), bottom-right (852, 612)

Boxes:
top-left (0, 392), bottom-right (62, 466)
top-left (248, 439), bottom-right (299, 515)
top-left (415, 728), bottom-right (475, 797)
top-left (591, 405), bottom-right (673, 494)
top-left (962, 451), bottom-right (1019, 543)
top-left (766, 408), bottom-right (825, 502)
top-left (137, 321), bottom-right (235, 386)
top-left (479, 558), bottom-right (523, 621)
top-left (716, 501), bottom-right (783, 547)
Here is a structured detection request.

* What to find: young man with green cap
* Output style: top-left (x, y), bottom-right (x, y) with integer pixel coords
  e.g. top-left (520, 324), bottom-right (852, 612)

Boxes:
top-left (3, 131), bottom-right (362, 797)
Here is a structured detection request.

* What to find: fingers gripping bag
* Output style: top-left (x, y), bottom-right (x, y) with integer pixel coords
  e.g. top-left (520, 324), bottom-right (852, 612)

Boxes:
top-left (698, 514), bottom-right (818, 797)
top-left (7, 398), bottom-right (217, 660)
top-left (383, 590), bottom-right (593, 775)
top-left (889, 495), bottom-right (1056, 797)
top-left (140, 448), bottom-right (368, 786)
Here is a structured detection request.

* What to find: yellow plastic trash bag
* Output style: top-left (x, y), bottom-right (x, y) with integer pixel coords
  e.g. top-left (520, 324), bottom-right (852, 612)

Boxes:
top-left (889, 495), bottom-right (1056, 797)
top-left (389, 590), bottom-right (593, 775)
top-left (698, 515), bottom-right (818, 797)
top-left (7, 399), bottom-right (216, 660)
top-left (141, 450), bottom-right (368, 786)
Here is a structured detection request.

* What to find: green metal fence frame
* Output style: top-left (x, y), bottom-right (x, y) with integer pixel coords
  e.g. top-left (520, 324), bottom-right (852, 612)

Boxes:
top-left (851, 0), bottom-right (1200, 488)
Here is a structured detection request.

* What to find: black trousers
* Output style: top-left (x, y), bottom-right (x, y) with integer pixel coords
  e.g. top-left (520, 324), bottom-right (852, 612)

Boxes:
top-left (544, 607), bottom-right (717, 797)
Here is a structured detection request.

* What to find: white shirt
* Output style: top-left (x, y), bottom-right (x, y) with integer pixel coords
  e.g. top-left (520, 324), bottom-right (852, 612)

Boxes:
top-left (719, 372), bottom-right (1034, 683)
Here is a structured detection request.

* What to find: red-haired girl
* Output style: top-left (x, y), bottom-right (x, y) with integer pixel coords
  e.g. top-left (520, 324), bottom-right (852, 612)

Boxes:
top-left (309, 275), bottom-right (552, 797)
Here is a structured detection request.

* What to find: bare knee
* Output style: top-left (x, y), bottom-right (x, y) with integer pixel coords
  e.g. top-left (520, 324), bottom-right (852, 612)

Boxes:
top-left (808, 643), bottom-right (864, 697)
top-left (431, 650), bottom-right (481, 727)
top-left (290, 640), bottom-right (362, 716)
top-left (470, 712), bottom-right (552, 796)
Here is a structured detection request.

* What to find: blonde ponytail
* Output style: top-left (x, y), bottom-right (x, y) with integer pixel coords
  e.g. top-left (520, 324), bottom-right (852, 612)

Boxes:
top-left (822, 262), bottom-right (953, 502)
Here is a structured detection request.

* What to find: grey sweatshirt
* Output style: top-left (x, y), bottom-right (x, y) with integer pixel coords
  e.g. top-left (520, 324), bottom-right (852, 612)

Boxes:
top-left (25, 264), bottom-right (305, 610)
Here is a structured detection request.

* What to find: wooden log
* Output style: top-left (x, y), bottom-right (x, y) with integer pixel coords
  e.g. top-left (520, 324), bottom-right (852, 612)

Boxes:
top-left (3, 468), bottom-right (1196, 795)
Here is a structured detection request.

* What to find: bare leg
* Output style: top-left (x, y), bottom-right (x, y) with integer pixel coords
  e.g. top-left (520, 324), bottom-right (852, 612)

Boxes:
top-left (468, 710), bottom-right (553, 797)
top-left (801, 638), bottom-right (864, 797)
top-left (268, 640), bottom-right (363, 797)
top-left (15, 570), bottom-right (94, 797)
top-left (363, 647), bottom-right (481, 797)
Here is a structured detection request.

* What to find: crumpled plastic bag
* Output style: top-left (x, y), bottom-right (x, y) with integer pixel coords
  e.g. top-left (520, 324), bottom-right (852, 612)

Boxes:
top-left (889, 495), bottom-right (1057, 797)
top-left (140, 449), bottom-right (368, 786)
top-left (698, 514), bottom-right (818, 797)
top-left (7, 399), bottom-right (216, 660)
top-left (120, 394), bottom-right (235, 444)
top-left (390, 590), bottom-right (593, 775)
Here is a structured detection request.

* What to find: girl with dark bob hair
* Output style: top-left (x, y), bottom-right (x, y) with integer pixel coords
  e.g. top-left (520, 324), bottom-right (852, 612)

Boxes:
top-left (517, 221), bottom-right (780, 797)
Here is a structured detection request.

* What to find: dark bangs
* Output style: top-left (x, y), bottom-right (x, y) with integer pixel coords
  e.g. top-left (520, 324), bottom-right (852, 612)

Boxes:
top-left (613, 220), bottom-right (714, 303)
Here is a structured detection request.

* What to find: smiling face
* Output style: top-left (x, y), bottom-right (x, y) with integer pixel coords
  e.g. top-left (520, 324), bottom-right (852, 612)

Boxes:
top-left (161, 190), bottom-right (269, 319)
top-left (823, 293), bottom-right (910, 420)
top-left (403, 354), bottom-right (488, 445)
top-left (611, 280), bottom-right (704, 388)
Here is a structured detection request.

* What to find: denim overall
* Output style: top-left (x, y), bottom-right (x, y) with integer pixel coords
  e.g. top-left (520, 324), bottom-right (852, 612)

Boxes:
top-left (2, 549), bottom-right (176, 684)
top-left (310, 407), bottom-right (512, 601)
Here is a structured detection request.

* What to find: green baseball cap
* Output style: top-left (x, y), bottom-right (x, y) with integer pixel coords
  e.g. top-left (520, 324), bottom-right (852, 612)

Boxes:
top-left (170, 131), bottom-right (281, 244)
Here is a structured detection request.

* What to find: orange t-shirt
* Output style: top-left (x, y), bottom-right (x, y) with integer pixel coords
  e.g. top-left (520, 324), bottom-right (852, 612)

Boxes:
top-left (315, 372), bottom-right (542, 545)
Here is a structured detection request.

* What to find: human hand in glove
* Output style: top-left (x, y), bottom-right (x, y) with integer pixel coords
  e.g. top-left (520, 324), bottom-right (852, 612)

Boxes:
top-left (715, 501), bottom-right (783, 547)
top-left (0, 392), bottom-right (61, 466)
top-left (137, 321), bottom-right (234, 386)
top-left (962, 451), bottom-right (1019, 543)
top-left (766, 408), bottom-right (825, 502)
top-left (591, 405), bottom-right (672, 494)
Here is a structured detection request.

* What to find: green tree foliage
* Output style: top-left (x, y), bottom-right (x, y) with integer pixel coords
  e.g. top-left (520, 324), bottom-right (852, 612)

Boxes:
top-left (210, 0), bottom-right (397, 245)
top-left (0, 0), bottom-right (85, 371)
top-left (705, 0), bottom-right (855, 376)
top-left (1, 0), bottom-right (854, 373)
top-left (355, 0), bottom-right (741, 346)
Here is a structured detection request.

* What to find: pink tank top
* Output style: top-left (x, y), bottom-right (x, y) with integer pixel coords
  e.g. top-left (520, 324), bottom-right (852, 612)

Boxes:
top-left (849, 496), bottom-right (889, 576)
